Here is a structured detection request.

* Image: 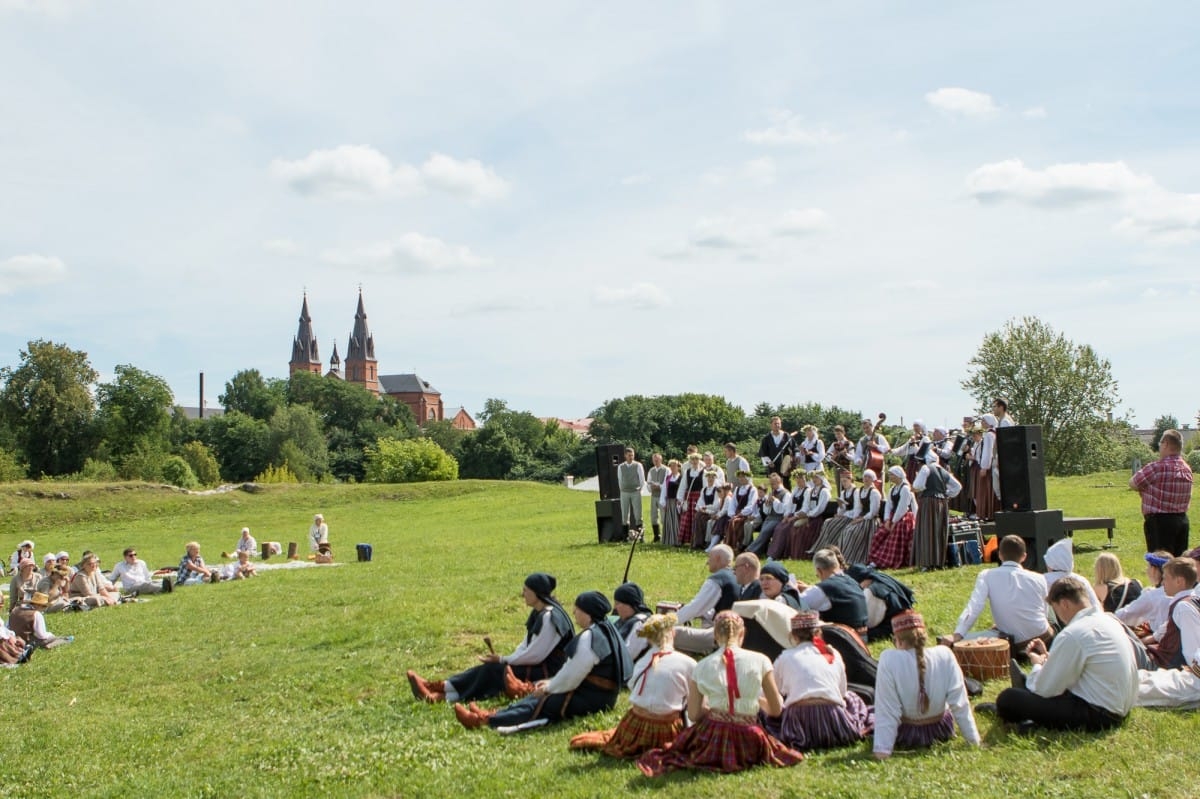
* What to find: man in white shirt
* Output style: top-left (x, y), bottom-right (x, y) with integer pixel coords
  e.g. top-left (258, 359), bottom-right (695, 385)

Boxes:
top-left (745, 474), bottom-right (793, 558)
top-left (723, 443), bottom-right (750, 486)
top-left (991, 577), bottom-right (1136, 730)
top-left (109, 548), bottom-right (172, 595)
top-left (940, 536), bottom-right (1051, 656)
top-left (673, 545), bottom-right (739, 655)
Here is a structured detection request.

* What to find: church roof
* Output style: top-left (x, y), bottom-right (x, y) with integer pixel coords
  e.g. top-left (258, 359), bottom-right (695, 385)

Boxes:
top-left (379, 373), bottom-right (440, 395)
top-left (345, 289), bottom-right (376, 362)
top-left (290, 294), bottom-right (321, 365)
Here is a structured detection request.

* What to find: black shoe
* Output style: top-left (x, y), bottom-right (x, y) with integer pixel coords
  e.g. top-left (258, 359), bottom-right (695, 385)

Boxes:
top-left (1009, 658), bottom-right (1027, 690)
top-left (16, 644), bottom-right (34, 665)
top-left (974, 702), bottom-right (998, 715)
top-left (162, 577), bottom-right (173, 593)
top-left (1016, 720), bottom-right (1038, 736)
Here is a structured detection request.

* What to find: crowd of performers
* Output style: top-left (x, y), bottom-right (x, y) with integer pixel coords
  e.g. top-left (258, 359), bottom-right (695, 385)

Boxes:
top-left (634, 410), bottom-right (998, 571)
top-left (405, 530), bottom-right (1200, 776)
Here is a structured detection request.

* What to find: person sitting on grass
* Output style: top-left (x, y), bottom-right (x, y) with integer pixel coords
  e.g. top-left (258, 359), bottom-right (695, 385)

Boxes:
top-left (759, 562), bottom-right (805, 611)
top-left (232, 550), bottom-right (257, 580)
top-left (569, 613), bottom-right (695, 757)
top-left (1042, 539), bottom-right (1102, 618)
top-left (453, 590), bottom-right (632, 733)
top-left (1092, 552), bottom-right (1142, 613)
top-left (309, 514), bottom-right (329, 553)
top-left (763, 611), bottom-right (873, 752)
top-left (9, 540), bottom-right (35, 575)
top-left (7, 592), bottom-right (73, 649)
top-left (408, 572), bottom-right (575, 705)
top-left (873, 611), bottom-right (979, 759)
top-left (795, 549), bottom-right (868, 635)
top-left (1116, 551), bottom-right (1173, 637)
top-left (41, 567), bottom-right (74, 613)
top-left (637, 610), bottom-right (803, 776)
top-left (1145, 556), bottom-right (1200, 670)
top-left (612, 582), bottom-right (652, 664)
top-left (9, 558), bottom-right (39, 608)
top-left (990, 577), bottom-right (1137, 732)
top-left (70, 553), bottom-right (120, 608)
top-left (177, 542), bottom-right (218, 586)
top-left (110, 547), bottom-right (172, 596)
top-left (235, 527), bottom-right (257, 557)
top-left (0, 613), bottom-right (32, 667)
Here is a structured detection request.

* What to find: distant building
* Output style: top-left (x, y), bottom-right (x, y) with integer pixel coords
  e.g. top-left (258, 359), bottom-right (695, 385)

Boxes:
top-left (176, 406), bottom-right (225, 421)
top-left (288, 290), bottom-right (456, 426)
top-left (540, 417), bottom-right (593, 436)
top-left (446, 406), bottom-right (477, 431)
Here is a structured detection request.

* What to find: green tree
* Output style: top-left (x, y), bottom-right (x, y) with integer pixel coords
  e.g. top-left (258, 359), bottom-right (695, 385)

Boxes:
top-left (161, 455), bottom-right (199, 489)
top-left (420, 419), bottom-right (469, 460)
top-left (961, 317), bottom-right (1120, 475)
top-left (458, 426), bottom-right (526, 479)
top-left (0, 448), bottom-right (26, 482)
top-left (0, 340), bottom-right (97, 476)
top-left (95, 364), bottom-right (175, 460)
top-left (201, 411), bottom-right (272, 482)
top-left (365, 437), bottom-right (458, 483)
top-left (267, 404), bottom-right (329, 481)
top-left (179, 440), bottom-right (222, 487)
top-left (588, 393), bottom-right (750, 460)
top-left (1150, 414), bottom-right (1180, 453)
top-left (220, 369), bottom-right (286, 421)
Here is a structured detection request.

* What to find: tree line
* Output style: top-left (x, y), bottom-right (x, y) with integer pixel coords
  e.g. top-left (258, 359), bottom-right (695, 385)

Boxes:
top-left (0, 319), bottom-right (1189, 486)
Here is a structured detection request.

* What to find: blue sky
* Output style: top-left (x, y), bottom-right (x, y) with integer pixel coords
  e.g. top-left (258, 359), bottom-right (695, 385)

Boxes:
top-left (2, 2), bottom-right (1197, 431)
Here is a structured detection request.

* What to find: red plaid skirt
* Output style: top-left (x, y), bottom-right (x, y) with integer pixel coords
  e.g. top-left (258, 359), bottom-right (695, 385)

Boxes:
top-left (869, 511), bottom-right (915, 569)
top-left (678, 492), bottom-right (700, 545)
top-left (571, 706), bottom-right (686, 758)
top-left (637, 712), bottom-right (803, 776)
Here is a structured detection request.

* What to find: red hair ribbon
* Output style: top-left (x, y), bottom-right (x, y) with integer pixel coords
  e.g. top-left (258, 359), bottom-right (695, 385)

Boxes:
top-left (723, 647), bottom-right (741, 712)
top-left (813, 634), bottom-right (835, 665)
top-left (635, 651), bottom-right (666, 696)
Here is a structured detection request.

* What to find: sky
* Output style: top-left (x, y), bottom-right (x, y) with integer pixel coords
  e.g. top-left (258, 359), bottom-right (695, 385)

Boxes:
top-left (2, 1), bottom-right (1198, 432)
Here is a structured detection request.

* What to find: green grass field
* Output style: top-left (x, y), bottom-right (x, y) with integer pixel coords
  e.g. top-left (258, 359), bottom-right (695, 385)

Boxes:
top-left (0, 475), bottom-right (1196, 798)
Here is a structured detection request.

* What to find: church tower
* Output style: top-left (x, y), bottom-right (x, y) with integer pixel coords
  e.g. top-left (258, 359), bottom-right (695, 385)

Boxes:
top-left (288, 293), bottom-right (322, 375)
top-left (326, 340), bottom-right (342, 379)
top-left (344, 289), bottom-right (379, 394)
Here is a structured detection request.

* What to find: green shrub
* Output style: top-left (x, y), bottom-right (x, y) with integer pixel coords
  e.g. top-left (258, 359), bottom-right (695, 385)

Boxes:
top-left (119, 445), bottom-right (165, 482)
top-left (1187, 450), bottom-right (1200, 474)
top-left (254, 463), bottom-right (299, 484)
top-left (364, 437), bottom-right (458, 483)
top-left (160, 455), bottom-right (199, 489)
top-left (0, 449), bottom-right (26, 482)
top-left (178, 440), bottom-right (221, 487)
top-left (79, 457), bottom-right (120, 482)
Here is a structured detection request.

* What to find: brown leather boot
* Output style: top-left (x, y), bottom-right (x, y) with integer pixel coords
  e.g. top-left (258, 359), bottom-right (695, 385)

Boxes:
top-left (406, 670), bottom-right (445, 703)
top-left (454, 702), bottom-right (493, 729)
top-left (502, 666), bottom-right (535, 699)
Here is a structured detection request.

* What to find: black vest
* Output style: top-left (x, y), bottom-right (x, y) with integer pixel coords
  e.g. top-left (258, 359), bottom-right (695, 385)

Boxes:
top-left (816, 572), bottom-right (868, 629)
top-left (735, 485), bottom-right (754, 512)
top-left (923, 465), bottom-right (949, 499)
top-left (708, 568), bottom-right (740, 614)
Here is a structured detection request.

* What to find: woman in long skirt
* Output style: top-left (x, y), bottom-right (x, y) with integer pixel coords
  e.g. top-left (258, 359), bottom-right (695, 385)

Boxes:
top-left (637, 612), bottom-right (803, 776)
top-left (869, 467), bottom-right (916, 570)
top-left (972, 417), bottom-right (997, 522)
top-left (789, 471), bottom-right (831, 560)
top-left (873, 612), bottom-right (980, 759)
top-left (659, 460), bottom-right (682, 547)
top-left (810, 470), bottom-right (856, 557)
top-left (677, 453), bottom-right (706, 547)
top-left (762, 611), bottom-right (873, 751)
top-left (839, 470), bottom-right (881, 567)
top-left (912, 451), bottom-right (961, 569)
top-left (570, 614), bottom-right (694, 757)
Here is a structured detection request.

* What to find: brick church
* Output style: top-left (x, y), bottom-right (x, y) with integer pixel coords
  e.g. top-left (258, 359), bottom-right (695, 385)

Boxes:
top-left (288, 291), bottom-right (475, 430)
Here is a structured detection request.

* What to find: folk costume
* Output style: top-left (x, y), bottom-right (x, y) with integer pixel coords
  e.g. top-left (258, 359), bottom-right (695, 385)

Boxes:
top-left (809, 476), bottom-right (858, 558)
top-left (677, 458), bottom-right (707, 547)
top-left (911, 452), bottom-right (962, 569)
top-left (869, 467), bottom-right (917, 570)
top-left (839, 472), bottom-right (881, 567)
top-left (788, 475), bottom-right (831, 561)
top-left (659, 466), bottom-right (683, 547)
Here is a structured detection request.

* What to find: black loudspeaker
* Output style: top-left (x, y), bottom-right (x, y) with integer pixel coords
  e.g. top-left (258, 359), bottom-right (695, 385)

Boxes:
top-left (595, 499), bottom-right (623, 543)
top-left (996, 425), bottom-right (1047, 513)
top-left (594, 443), bottom-right (624, 501)
top-left (995, 509), bottom-right (1063, 573)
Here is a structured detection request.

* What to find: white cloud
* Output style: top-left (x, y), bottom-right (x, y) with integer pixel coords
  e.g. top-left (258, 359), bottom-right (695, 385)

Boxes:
top-left (925, 87), bottom-right (998, 117)
top-left (270, 146), bottom-right (508, 203)
top-left (1022, 106), bottom-right (1048, 119)
top-left (967, 158), bottom-right (1200, 245)
top-left (321, 233), bottom-right (489, 273)
top-left (966, 159), bottom-right (1155, 207)
top-left (744, 111), bottom-right (839, 146)
top-left (0, 254), bottom-right (67, 294)
top-left (420, 152), bottom-right (510, 203)
top-left (263, 238), bottom-right (302, 256)
top-left (774, 208), bottom-right (832, 237)
top-left (593, 282), bottom-right (671, 309)
top-left (702, 157), bottom-right (776, 187)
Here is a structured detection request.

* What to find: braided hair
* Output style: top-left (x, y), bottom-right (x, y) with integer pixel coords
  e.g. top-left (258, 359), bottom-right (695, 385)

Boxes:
top-left (713, 610), bottom-right (745, 647)
top-left (895, 626), bottom-right (930, 714)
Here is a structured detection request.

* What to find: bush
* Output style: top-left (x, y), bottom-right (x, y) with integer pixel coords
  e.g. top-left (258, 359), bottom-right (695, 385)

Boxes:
top-left (255, 463), bottom-right (300, 484)
top-left (161, 456), bottom-right (199, 489)
top-left (179, 441), bottom-right (221, 487)
top-left (364, 437), bottom-right (458, 483)
top-left (78, 458), bottom-right (119, 482)
top-left (119, 445), bottom-right (166, 482)
top-left (0, 449), bottom-right (26, 482)
top-left (1187, 451), bottom-right (1200, 474)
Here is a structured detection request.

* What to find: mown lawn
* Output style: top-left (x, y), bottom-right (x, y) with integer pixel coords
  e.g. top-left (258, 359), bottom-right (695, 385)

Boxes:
top-left (0, 474), bottom-right (1196, 798)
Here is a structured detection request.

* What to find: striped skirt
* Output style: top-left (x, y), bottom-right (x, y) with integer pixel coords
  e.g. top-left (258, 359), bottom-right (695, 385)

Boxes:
top-left (912, 496), bottom-right (949, 569)
top-left (810, 515), bottom-right (852, 557)
top-left (661, 500), bottom-right (681, 547)
top-left (768, 515), bottom-right (799, 560)
top-left (789, 516), bottom-right (825, 561)
top-left (692, 510), bottom-right (716, 550)
top-left (972, 466), bottom-right (996, 521)
top-left (839, 517), bottom-right (878, 567)
top-left (678, 492), bottom-right (700, 546)
top-left (637, 711), bottom-right (803, 776)
top-left (869, 511), bottom-right (915, 570)
top-left (894, 709), bottom-right (955, 749)
top-left (570, 705), bottom-right (685, 758)
top-left (762, 693), bottom-right (873, 751)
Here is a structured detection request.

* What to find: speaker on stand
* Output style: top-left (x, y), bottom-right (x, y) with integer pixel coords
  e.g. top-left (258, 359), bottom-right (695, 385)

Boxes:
top-left (996, 425), bottom-right (1047, 513)
top-left (594, 443), bottom-right (624, 502)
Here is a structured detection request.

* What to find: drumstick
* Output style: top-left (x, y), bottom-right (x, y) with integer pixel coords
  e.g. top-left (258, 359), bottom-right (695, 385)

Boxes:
top-left (484, 636), bottom-right (495, 655)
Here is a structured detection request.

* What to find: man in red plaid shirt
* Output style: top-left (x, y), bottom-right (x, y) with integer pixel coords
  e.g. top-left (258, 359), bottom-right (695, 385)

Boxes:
top-left (1130, 429), bottom-right (1193, 555)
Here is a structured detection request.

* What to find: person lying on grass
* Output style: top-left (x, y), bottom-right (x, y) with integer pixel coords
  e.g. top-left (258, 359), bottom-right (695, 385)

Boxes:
top-left (453, 590), bottom-right (632, 733)
top-left (408, 572), bottom-right (575, 705)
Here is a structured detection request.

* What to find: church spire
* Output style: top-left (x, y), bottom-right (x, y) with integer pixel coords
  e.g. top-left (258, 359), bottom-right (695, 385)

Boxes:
top-left (344, 288), bottom-right (379, 393)
top-left (288, 293), bottom-right (322, 376)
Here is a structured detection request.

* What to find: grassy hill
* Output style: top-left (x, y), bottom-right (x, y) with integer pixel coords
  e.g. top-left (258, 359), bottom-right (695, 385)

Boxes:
top-left (0, 475), bottom-right (1194, 798)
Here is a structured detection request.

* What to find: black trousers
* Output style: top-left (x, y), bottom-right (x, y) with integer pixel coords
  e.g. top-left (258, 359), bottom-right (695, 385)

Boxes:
top-left (1143, 512), bottom-right (1190, 557)
top-left (995, 687), bottom-right (1124, 731)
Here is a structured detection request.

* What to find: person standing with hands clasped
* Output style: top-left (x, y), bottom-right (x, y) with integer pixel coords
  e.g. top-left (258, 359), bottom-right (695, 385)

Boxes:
top-left (617, 447), bottom-right (646, 539)
top-left (1130, 429), bottom-right (1193, 556)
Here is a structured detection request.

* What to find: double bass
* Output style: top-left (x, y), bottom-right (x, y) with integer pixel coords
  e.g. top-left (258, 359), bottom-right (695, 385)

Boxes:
top-left (864, 413), bottom-right (887, 481)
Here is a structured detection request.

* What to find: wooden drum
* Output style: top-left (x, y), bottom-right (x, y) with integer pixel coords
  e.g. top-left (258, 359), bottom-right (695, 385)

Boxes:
top-left (953, 637), bottom-right (1010, 681)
